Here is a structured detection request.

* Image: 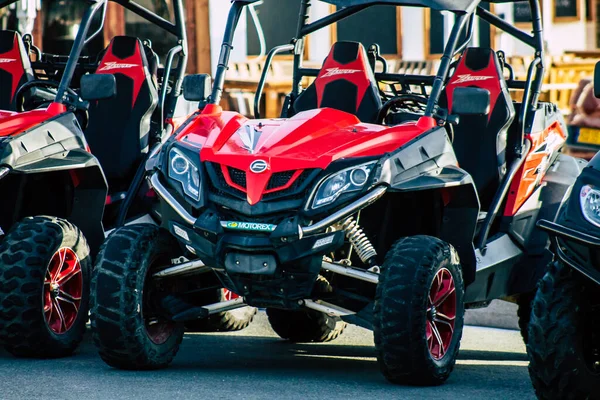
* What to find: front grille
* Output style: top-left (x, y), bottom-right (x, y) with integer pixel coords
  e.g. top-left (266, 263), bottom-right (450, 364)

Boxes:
top-left (206, 162), bottom-right (319, 203)
top-left (228, 166), bottom-right (247, 188)
top-left (207, 162), bottom-right (246, 200)
top-left (266, 171), bottom-right (295, 190)
top-left (263, 169), bottom-right (316, 201)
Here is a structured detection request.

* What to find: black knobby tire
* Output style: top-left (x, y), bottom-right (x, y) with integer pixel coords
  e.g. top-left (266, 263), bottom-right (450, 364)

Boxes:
top-left (90, 224), bottom-right (185, 370)
top-left (527, 261), bottom-right (600, 399)
top-left (516, 291), bottom-right (534, 344)
top-left (373, 235), bottom-right (464, 386)
top-left (0, 216), bottom-right (91, 358)
top-left (185, 289), bottom-right (257, 332)
top-left (266, 276), bottom-right (346, 343)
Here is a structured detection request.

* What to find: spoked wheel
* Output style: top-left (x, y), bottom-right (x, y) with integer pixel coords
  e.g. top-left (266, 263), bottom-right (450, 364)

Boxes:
top-left (426, 268), bottom-right (456, 361)
top-left (528, 261), bottom-right (600, 399)
top-left (374, 235), bottom-right (464, 386)
top-left (91, 224), bottom-right (185, 370)
top-left (44, 248), bottom-right (83, 335)
top-left (0, 216), bottom-right (91, 358)
top-left (185, 288), bottom-right (257, 333)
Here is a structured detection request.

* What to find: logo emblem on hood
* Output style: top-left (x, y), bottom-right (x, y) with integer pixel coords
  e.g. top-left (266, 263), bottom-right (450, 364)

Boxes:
top-left (0, 58), bottom-right (16, 64)
top-left (237, 124), bottom-right (262, 153)
top-left (250, 160), bottom-right (268, 174)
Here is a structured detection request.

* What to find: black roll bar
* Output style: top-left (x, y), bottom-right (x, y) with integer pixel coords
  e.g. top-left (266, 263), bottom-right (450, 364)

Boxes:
top-left (255, 44), bottom-right (295, 118)
top-left (454, 13), bottom-right (475, 57)
top-left (210, 1), bottom-right (245, 106)
top-left (84, 1), bottom-right (108, 46)
top-left (113, 0), bottom-right (179, 36)
top-left (55, 0), bottom-right (106, 104)
top-left (475, 6), bottom-right (536, 48)
top-left (424, 13), bottom-right (469, 117)
top-left (300, 3), bottom-right (371, 37)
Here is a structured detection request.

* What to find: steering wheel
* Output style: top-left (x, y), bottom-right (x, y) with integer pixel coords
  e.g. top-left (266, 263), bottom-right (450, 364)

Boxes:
top-left (14, 80), bottom-right (81, 112)
top-left (377, 94), bottom-right (429, 124)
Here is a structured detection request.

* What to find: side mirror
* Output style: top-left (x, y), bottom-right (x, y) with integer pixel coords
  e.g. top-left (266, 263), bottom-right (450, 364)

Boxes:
top-left (80, 74), bottom-right (116, 101)
top-left (594, 61), bottom-right (600, 98)
top-left (451, 87), bottom-right (491, 115)
top-left (183, 74), bottom-right (211, 102)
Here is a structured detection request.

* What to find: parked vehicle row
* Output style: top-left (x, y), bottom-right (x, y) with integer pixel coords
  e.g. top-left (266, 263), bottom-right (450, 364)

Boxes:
top-left (0, 0), bottom-right (598, 397)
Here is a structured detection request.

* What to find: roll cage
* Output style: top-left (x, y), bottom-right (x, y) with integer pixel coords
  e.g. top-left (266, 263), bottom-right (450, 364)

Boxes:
top-left (211, 0), bottom-right (544, 161)
top-left (0, 0), bottom-right (188, 126)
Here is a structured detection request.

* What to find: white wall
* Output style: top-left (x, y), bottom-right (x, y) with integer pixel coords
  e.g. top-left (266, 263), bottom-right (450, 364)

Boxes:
top-left (493, 0), bottom-right (587, 56)
top-left (401, 7), bottom-right (425, 60)
top-left (208, 0), bottom-right (248, 74)
top-left (309, 1), bottom-right (332, 62)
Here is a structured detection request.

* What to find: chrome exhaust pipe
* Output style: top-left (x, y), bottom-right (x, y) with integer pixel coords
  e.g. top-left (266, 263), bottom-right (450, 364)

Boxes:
top-left (0, 167), bottom-right (9, 180)
top-left (321, 260), bottom-right (379, 284)
top-left (203, 297), bottom-right (247, 315)
top-left (302, 299), bottom-right (355, 316)
top-left (153, 259), bottom-right (211, 278)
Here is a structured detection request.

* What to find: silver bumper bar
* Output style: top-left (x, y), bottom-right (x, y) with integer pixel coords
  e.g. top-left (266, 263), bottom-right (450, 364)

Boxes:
top-left (153, 259), bottom-right (210, 278)
top-left (0, 167), bottom-right (9, 180)
top-left (149, 172), bottom-right (387, 237)
top-left (321, 260), bottom-right (379, 284)
top-left (203, 297), bottom-right (247, 315)
top-left (301, 186), bottom-right (386, 236)
top-left (150, 173), bottom-right (196, 225)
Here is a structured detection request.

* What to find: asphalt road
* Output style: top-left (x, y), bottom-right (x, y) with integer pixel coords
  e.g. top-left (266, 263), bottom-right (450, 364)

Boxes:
top-left (0, 312), bottom-right (535, 400)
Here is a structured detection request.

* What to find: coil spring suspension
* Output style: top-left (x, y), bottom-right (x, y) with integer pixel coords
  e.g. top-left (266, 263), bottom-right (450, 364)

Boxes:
top-left (340, 216), bottom-right (377, 265)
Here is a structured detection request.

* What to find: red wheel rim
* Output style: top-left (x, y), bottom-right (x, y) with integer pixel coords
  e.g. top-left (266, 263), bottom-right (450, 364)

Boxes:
top-left (223, 288), bottom-right (239, 301)
top-left (426, 268), bottom-right (456, 361)
top-left (43, 247), bottom-right (82, 334)
top-left (145, 317), bottom-right (174, 345)
top-left (143, 258), bottom-right (175, 345)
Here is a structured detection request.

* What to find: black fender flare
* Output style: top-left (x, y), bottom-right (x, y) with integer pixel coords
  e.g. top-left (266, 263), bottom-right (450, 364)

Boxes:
top-left (377, 126), bottom-right (480, 285)
top-left (10, 149), bottom-right (108, 256)
top-left (388, 166), bottom-right (480, 285)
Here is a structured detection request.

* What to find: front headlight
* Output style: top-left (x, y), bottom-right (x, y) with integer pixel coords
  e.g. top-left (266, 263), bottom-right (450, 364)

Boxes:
top-left (311, 161), bottom-right (376, 209)
top-left (168, 147), bottom-right (200, 201)
top-left (580, 184), bottom-right (600, 227)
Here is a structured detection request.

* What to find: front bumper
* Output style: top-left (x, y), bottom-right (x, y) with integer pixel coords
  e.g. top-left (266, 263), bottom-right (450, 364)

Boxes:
top-left (537, 219), bottom-right (600, 285)
top-left (149, 172), bottom-right (386, 307)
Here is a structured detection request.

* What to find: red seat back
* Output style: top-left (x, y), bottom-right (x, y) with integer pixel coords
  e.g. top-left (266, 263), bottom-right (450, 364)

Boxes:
top-left (294, 41), bottom-right (382, 122)
top-left (85, 36), bottom-right (158, 187)
top-left (0, 31), bottom-right (34, 111)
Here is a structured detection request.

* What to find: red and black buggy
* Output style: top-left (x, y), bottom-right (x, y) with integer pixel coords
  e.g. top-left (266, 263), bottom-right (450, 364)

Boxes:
top-left (92, 0), bottom-right (581, 385)
top-left (0, 0), bottom-right (191, 357)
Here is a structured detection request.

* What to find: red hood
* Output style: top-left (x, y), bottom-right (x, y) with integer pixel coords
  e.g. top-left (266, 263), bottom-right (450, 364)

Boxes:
top-left (177, 104), bottom-right (436, 204)
top-left (0, 103), bottom-right (66, 137)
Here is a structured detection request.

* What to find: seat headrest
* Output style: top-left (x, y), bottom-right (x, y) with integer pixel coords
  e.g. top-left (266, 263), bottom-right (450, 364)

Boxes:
top-left (315, 41), bottom-right (378, 109)
top-left (96, 36), bottom-right (155, 106)
top-left (445, 47), bottom-right (507, 116)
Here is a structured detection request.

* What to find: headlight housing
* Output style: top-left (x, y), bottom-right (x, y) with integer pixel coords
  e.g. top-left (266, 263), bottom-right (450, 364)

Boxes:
top-left (311, 161), bottom-right (376, 209)
top-left (580, 184), bottom-right (600, 227)
top-left (168, 147), bottom-right (200, 201)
